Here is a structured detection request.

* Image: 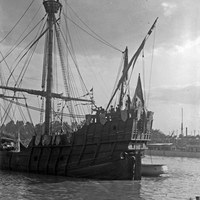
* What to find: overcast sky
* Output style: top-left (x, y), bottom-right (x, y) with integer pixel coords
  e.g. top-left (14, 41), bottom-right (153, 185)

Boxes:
top-left (1, 0), bottom-right (200, 135)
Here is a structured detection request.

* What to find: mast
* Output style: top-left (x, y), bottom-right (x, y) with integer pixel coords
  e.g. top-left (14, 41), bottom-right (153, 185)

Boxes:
top-left (106, 17), bottom-right (158, 111)
top-left (43, 0), bottom-right (61, 135)
top-left (119, 47), bottom-right (128, 109)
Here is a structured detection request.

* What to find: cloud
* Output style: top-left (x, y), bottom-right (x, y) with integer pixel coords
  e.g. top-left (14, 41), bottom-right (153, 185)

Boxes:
top-left (154, 35), bottom-right (200, 59)
top-left (173, 36), bottom-right (200, 54)
top-left (161, 2), bottom-right (177, 17)
top-left (150, 85), bottom-right (200, 105)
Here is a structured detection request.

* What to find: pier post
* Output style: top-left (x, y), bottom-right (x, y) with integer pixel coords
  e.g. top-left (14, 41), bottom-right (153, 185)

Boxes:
top-left (134, 151), bottom-right (141, 180)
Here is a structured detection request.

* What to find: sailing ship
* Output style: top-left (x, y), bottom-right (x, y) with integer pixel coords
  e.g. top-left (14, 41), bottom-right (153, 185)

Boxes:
top-left (0, 0), bottom-right (156, 180)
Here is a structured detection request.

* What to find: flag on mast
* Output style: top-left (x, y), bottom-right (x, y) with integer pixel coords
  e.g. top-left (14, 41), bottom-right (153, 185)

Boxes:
top-left (132, 74), bottom-right (144, 120)
top-left (132, 74), bottom-right (144, 107)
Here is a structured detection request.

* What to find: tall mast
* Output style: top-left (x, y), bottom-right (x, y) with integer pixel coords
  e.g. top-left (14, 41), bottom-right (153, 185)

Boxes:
top-left (43, 0), bottom-right (61, 135)
top-left (119, 47), bottom-right (128, 109)
top-left (106, 17), bottom-right (158, 111)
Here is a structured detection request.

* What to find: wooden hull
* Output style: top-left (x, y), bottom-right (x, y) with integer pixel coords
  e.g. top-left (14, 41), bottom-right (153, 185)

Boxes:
top-left (0, 145), bottom-right (134, 180)
top-left (0, 115), bottom-right (152, 180)
top-left (141, 164), bottom-right (168, 177)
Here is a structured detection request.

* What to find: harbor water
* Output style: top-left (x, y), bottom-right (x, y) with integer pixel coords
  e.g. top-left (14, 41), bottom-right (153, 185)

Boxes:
top-left (0, 156), bottom-right (200, 200)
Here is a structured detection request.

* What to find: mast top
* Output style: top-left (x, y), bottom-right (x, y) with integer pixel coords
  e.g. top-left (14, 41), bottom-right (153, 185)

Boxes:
top-left (43, 0), bottom-right (62, 14)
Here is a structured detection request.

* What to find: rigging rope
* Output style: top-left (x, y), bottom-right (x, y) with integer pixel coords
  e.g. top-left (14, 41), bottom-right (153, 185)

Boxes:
top-left (58, 21), bottom-right (93, 120)
top-left (5, 17), bottom-right (50, 86)
top-left (0, 0), bottom-right (35, 44)
top-left (109, 52), bottom-right (124, 106)
top-left (63, 11), bottom-right (108, 105)
top-left (147, 26), bottom-right (156, 107)
top-left (1, 16), bottom-right (46, 124)
top-left (59, 26), bottom-right (91, 104)
top-left (15, 20), bottom-right (46, 87)
top-left (56, 20), bottom-right (93, 119)
top-left (0, 14), bottom-right (47, 65)
top-left (64, 1), bottom-right (122, 53)
top-left (0, 97), bottom-right (85, 119)
top-left (0, 102), bottom-right (12, 123)
top-left (25, 99), bottom-right (34, 126)
top-left (54, 19), bottom-right (76, 123)
top-left (62, 12), bottom-right (122, 53)
top-left (58, 20), bottom-right (90, 95)
top-left (40, 22), bottom-right (49, 123)
top-left (142, 49), bottom-right (146, 105)
top-left (1, 7), bottom-right (42, 63)
top-left (1, 99), bottom-right (15, 125)
top-left (17, 101), bottom-right (26, 122)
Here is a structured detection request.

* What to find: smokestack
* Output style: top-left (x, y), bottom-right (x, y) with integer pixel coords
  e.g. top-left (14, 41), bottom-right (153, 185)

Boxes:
top-left (181, 108), bottom-right (183, 136)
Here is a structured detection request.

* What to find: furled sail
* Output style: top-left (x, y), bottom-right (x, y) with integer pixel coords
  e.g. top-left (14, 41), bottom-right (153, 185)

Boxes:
top-left (106, 17), bottom-right (158, 110)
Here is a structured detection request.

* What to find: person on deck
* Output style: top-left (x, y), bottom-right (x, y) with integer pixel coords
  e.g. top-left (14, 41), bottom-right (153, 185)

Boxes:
top-left (110, 105), bottom-right (115, 114)
top-left (126, 94), bottom-right (131, 111)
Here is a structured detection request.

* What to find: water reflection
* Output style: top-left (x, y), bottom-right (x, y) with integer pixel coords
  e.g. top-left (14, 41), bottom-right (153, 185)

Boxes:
top-left (1, 156), bottom-right (200, 200)
top-left (0, 171), bottom-right (144, 200)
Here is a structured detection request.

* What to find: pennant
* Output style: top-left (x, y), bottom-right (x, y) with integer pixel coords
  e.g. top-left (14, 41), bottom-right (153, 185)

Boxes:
top-left (132, 74), bottom-right (144, 108)
top-left (131, 74), bottom-right (144, 120)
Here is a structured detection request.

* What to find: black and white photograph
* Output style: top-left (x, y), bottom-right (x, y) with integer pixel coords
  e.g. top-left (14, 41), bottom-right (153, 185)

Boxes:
top-left (0, 0), bottom-right (200, 199)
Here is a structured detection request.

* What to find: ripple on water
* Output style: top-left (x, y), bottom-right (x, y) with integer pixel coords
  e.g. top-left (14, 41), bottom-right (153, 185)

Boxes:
top-left (0, 156), bottom-right (200, 200)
